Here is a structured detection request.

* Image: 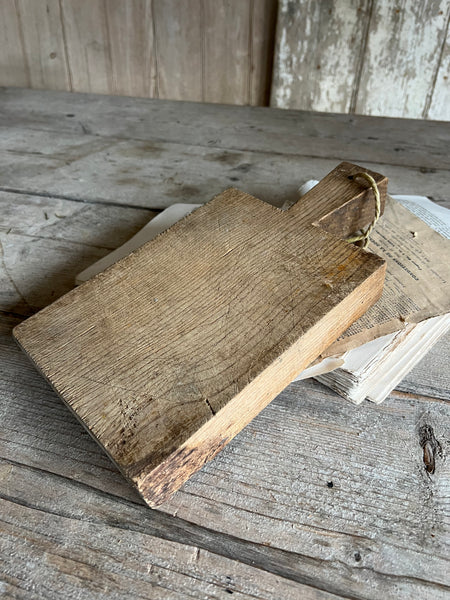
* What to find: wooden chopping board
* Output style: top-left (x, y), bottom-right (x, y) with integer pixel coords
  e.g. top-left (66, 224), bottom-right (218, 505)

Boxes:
top-left (14, 162), bottom-right (387, 507)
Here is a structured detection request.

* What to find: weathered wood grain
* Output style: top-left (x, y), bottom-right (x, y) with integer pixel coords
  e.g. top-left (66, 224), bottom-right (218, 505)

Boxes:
top-left (15, 0), bottom-right (70, 91)
top-left (1, 488), bottom-right (336, 600)
top-left (0, 229), bottom-right (107, 317)
top-left (0, 190), bottom-right (156, 316)
top-left (1, 88), bottom-right (449, 172)
top-left (202, 0), bottom-right (252, 104)
top-left (103, 0), bottom-right (156, 98)
top-left (428, 16), bottom-right (450, 121)
top-left (395, 331), bottom-right (450, 401)
top-left (271, 0), bottom-right (450, 120)
top-left (0, 143), bottom-right (447, 210)
top-left (0, 1), bottom-right (275, 106)
top-left (0, 464), bottom-right (342, 600)
top-left (2, 189), bottom-right (448, 403)
top-left (0, 122), bottom-right (449, 209)
top-left (59, 0), bottom-right (112, 95)
top-left (1, 89), bottom-right (448, 599)
top-left (152, 0), bottom-right (202, 102)
top-left (1, 1), bottom-right (448, 119)
top-left (152, 0), bottom-right (277, 105)
top-left (0, 177), bottom-right (447, 595)
top-left (0, 314), bottom-right (143, 503)
top-left (355, 1), bottom-right (449, 118)
top-left (163, 385), bottom-right (450, 599)
top-left (1, 311), bottom-right (449, 599)
top-left (249, 0), bottom-right (278, 106)
top-left (0, 0), bottom-right (29, 88)
top-left (13, 163), bottom-right (387, 506)
top-left (0, 192), bottom-right (155, 248)
top-left (272, 0), bottom-right (371, 113)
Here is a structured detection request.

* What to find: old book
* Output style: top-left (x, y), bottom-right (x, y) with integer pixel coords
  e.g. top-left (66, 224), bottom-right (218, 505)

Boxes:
top-left (297, 191), bottom-right (450, 403)
top-left (318, 192), bottom-right (450, 356)
top-left (14, 163), bottom-right (387, 507)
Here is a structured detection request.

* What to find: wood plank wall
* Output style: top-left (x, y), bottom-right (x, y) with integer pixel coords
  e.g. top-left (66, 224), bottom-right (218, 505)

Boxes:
top-left (271, 0), bottom-right (450, 120)
top-left (0, 0), bottom-right (277, 106)
top-left (0, 0), bottom-right (449, 119)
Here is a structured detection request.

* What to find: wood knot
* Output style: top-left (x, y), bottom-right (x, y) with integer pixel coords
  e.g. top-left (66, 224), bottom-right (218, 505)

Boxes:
top-left (419, 424), bottom-right (442, 474)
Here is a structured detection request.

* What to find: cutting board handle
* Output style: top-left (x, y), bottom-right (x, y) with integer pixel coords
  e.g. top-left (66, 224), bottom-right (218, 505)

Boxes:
top-left (288, 162), bottom-right (388, 239)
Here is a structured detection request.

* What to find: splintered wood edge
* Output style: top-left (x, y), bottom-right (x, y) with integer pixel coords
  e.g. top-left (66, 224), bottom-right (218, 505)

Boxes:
top-left (133, 260), bottom-right (386, 507)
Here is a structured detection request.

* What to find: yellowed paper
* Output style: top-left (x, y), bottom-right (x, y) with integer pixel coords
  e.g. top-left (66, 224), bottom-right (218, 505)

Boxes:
top-left (323, 196), bottom-right (450, 357)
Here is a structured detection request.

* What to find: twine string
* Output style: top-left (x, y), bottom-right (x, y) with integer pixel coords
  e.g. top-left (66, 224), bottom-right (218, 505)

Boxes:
top-left (346, 172), bottom-right (381, 249)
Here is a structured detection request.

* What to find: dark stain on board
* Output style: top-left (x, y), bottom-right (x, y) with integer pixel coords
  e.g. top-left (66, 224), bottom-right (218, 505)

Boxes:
top-left (136, 435), bottom-right (231, 507)
top-left (419, 424), bottom-right (442, 474)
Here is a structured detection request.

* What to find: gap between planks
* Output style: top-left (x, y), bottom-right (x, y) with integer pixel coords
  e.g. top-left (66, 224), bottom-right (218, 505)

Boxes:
top-left (2, 308), bottom-right (448, 598)
top-left (2, 123), bottom-right (450, 174)
top-left (390, 389), bottom-right (449, 404)
top-left (0, 457), bottom-right (353, 599)
top-left (1, 454), bottom-right (440, 600)
top-left (0, 185), bottom-right (159, 212)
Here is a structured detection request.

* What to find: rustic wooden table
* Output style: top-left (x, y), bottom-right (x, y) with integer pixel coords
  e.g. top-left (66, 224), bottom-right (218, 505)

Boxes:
top-left (1, 88), bottom-right (449, 600)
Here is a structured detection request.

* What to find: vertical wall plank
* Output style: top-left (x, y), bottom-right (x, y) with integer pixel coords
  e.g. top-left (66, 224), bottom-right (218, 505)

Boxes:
top-left (0, 0), bottom-right (448, 117)
top-left (60, 0), bottom-right (112, 94)
top-left (202, 0), bottom-right (251, 104)
top-left (355, 1), bottom-right (449, 118)
top-left (15, 0), bottom-right (70, 91)
top-left (250, 0), bottom-right (278, 106)
top-left (428, 14), bottom-right (450, 121)
top-left (0, 0), bottom-right (276, 107)
top-left (103, 0), bottom-right (156, 98)
top-left (271, 0), bottom-right (371, 112)
top-left (153, 0), bottom-right (276, 105)
top-left (0, 0), bottom-right (29, 87)
top-left (152, 0), bottom-right (203, 101)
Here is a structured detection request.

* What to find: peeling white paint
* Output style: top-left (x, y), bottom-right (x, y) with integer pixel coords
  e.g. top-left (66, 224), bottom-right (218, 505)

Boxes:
top-left (271, 0), bottom-right (450, 120)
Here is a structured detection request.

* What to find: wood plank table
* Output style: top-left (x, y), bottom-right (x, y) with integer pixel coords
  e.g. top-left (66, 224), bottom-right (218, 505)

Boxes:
top-left (0, 87), bottom-right (449, 599)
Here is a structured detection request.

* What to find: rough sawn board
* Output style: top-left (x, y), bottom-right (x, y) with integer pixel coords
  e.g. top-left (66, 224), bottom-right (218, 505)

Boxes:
top-left (13, 162), bottom-right (387, 507)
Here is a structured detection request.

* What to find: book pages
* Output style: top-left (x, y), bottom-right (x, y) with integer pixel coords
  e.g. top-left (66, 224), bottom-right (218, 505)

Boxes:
top-left (312, 314), bottom-right (450, 404)
top-left (297, 190), bottom-right (450, 404)
top-left (322, 194), bottom-right (450, 357)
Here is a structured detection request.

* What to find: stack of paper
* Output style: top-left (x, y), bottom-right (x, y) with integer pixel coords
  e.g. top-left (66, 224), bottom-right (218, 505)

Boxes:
top-left (299, 313), bottom-right (450, 403)
top-left (295, 187), bottom-right (450, 403)
top-left (76, 187), bottom-right (450, 406)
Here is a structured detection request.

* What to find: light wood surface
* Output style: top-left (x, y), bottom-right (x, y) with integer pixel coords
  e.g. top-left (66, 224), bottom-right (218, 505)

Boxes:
top-left (0, 0), bottom-right (29, 88)
top-left (14, 0), bottom-right (70, 91)
top-left (429, 29), bottom-right (450, 120)
top-left (13, 163), bottom-right (387, 507)
top-left (0, 88), bottom-right (449, 599)
top-left (0, 0), bottom-right (275, 106)
top-left (1, 1), bottom-right (448, 120)
top-left (0, 88), bottom-right (449, 215)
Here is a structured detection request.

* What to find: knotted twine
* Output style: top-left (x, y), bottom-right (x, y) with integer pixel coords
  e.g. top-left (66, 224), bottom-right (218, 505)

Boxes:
top-left (346, 172), bottom-right (381, 249)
